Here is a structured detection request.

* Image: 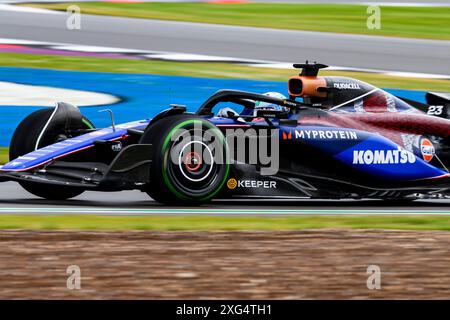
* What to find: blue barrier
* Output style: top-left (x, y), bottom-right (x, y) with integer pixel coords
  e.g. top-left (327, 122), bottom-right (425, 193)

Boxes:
top-left (0, 67), bottom-right (427, 147)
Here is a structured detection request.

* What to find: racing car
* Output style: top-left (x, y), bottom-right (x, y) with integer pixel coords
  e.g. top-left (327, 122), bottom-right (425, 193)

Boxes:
top-left (0, 63), bottom-right (449, 204)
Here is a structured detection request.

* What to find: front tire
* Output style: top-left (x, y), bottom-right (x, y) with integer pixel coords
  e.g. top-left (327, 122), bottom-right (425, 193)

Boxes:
top-left (9, 108), bottom-right (92, 200)
top-left (140, 115), bottom-right (229, 205)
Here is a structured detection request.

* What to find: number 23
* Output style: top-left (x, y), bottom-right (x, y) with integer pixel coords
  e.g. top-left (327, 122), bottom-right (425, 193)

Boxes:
top-left (428, 105), bottom-right (444, 115)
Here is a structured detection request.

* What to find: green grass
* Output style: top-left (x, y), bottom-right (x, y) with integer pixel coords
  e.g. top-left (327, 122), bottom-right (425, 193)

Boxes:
top-left (0, 148), bottom-right (8, 165)
top-left (23, 2), bottom-right (450, 40)
top-left (1, 215), bottom-right (450, 231)
top-left (1, 53), bottom-right (449, 92)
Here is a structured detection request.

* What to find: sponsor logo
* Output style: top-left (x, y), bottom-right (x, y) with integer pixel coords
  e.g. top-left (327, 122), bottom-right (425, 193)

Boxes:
top-left (228, 179), bottom-right (277, 189)
top-left (334, 82), bottom-right (361, 90)
top-left (111, 141), bottom-right (122, 152)
top-left (227, 178), bottom-right (238, 190)
top-left (420, 138), bottom-right (435, 162)
top-left (239, 180), bottom-right (277, 189)
top-left (282, 132), bottom-right (292, 140)
top-left (295, 130), bottom-right (358, 140)
top-left (353, 149), bottom-right (416, 165)
top-left (283, 100), bottom-right (297, 107)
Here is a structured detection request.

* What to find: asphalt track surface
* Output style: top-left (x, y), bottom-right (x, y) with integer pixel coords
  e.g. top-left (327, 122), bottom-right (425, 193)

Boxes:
top-left (1, 7), bottom-right (450, 74)
top-left (0, 182), bottom-right (448, 215)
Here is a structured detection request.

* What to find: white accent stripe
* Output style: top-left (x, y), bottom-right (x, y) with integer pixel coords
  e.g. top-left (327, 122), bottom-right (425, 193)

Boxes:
top-left (34, 103), bottom-right (59, 151)
top-left (329, 88), bottom-right (380, 110)
top-left (18, 157), bottom-right (36, 160)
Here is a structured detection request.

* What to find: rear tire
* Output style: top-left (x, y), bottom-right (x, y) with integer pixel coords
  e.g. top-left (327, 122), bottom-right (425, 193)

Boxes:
top-left (140, 115), bottom-right (229, 205)
top-left (9, 108), bottom-right (93, 200)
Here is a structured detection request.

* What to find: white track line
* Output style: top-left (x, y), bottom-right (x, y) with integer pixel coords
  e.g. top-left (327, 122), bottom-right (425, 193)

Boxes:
top-left (0, 207), bottom-right (449, 215)
top-left (0, 4), bottom-right (62, 14)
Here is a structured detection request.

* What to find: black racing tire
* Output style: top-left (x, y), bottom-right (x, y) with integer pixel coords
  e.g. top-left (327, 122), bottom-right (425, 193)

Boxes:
top-left (140, 114), bottom-right (230, 205)
top-left (9, 108), bottom-right (94, 200)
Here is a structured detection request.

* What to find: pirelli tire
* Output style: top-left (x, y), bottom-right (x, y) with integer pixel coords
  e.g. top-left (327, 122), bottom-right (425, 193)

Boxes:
top-left (9, 108), bottom-right (94, 200)
top-left (140, 114), bottom-right (230, 205)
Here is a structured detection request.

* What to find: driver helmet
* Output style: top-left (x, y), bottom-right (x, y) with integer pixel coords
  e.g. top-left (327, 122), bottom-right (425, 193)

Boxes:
top-left (217, 107), bottom-right (239, 118)
top-left (254, 92), bottom-right (287, 116)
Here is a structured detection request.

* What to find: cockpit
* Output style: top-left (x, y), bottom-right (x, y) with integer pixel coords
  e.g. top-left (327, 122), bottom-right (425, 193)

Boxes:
top-left (197, 62), bottom-right (421, 122)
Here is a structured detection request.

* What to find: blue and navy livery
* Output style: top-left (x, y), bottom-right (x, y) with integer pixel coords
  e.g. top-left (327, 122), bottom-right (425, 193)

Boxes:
top-left (0, 65), bottom-right (449, 203)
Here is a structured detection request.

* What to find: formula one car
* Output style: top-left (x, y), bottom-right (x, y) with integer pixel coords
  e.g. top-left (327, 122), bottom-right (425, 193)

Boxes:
top-left (0, 63), bottom-right (449, 204)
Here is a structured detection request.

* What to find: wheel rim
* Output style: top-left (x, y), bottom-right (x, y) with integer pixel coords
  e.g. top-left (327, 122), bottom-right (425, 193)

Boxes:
top-left (161, 120), bottom-right (229, 201)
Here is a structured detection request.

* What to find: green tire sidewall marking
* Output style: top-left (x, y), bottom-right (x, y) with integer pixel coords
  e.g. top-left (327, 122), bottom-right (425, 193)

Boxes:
top-left (82, 118), bottom-right (94, 129)
top-left (161, 119), bottom-right (230, 201)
